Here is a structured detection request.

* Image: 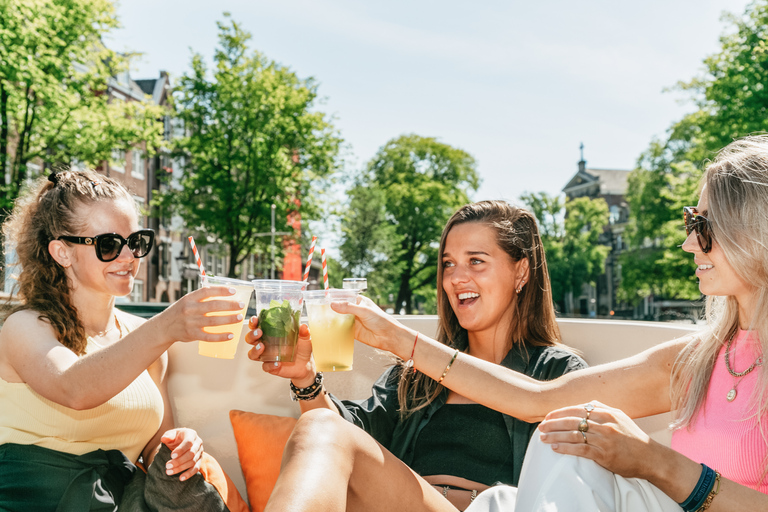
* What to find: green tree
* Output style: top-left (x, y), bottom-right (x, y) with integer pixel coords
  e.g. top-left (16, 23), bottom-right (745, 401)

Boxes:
top-left (618, 141), bottom-right (701, 304)
top-left (670, 1), bottom-right (768, 160)
top-left (158, 15), bottom-right (342, 277)
top-left (0, 0), bottom-right (165, 212)
top-left (339, 134), bottom-right (480, 314)
top-left (520, 192), bottom-right (610, 311)
top-left (338, 180), bottom-right (401, 307)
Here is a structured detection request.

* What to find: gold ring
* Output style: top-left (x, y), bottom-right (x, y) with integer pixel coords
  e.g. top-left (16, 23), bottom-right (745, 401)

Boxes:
top-left (581, 431), bottom-right (588, 444)
top-left (584, 403), bottom-right (595, 420)
top-left (578, 418), bottom-right (589, 432)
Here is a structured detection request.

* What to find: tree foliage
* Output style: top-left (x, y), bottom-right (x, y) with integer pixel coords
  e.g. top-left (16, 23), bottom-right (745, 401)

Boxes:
top-left (0, 0), bottom-right (165, 212)
top-left (520, 192), bottom-right (610, 310)
top-left (158, 15), bottom-right (342, 277)
top-left (620, 1), bottom-right (768, 304)
top-left (618, 141), bottom-right (701, 304)
top-left (339, 134), bottom-right (479, 313)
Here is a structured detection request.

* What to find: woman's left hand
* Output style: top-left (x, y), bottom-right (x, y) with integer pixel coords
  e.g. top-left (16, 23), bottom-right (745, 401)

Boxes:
top-left (537, 401), bottom-right (656, 480)
top-left (160, 428), bottom-right (204, 481)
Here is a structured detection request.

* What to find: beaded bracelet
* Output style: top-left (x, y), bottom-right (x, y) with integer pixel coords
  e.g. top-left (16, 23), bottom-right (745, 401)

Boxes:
top-left (290, 372), bottom-right (324, 401)
top-left (679, 464), bottom-right (717, 512)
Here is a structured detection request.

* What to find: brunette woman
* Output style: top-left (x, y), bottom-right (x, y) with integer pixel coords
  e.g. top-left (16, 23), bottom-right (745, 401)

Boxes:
top-left (247, 200), bottom-right (587, 511)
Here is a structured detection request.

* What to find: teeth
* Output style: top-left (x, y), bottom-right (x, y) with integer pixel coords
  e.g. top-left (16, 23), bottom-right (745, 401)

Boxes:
top-left (698, 265), bottom-right (714, 270)
top-left (458, 292), bottom-right (479, 300)
top-left (115, 271), bottom-right (129, 276)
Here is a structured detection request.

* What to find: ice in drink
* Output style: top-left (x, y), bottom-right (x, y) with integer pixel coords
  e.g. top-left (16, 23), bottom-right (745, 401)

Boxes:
top-left (304, 289), bottom-right (357, 372)
top-left (199, 276), bottom-right (254, 359)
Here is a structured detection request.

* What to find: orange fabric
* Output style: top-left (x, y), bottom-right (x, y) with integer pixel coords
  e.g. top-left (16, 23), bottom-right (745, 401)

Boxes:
top-left (199, 451), bottom-right (250, 512)
top-left (229, 410), bottom-right (298, 512)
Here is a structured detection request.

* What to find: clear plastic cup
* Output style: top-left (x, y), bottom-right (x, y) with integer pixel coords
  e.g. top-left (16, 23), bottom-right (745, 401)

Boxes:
top-left (342, 278), bottom-right (368, 292)
top-left (303, 289), bottom-right (357, 372)
top-left (252, 280), bottom-right (307, 362)
top-left (199, 276), bottom-right (254, 359)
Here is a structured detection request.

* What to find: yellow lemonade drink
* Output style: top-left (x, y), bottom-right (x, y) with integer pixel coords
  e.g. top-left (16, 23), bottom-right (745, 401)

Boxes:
top-left (304, 289), bottom-right (357, 372)
top-left (198, 276), bottom-right (254, 359)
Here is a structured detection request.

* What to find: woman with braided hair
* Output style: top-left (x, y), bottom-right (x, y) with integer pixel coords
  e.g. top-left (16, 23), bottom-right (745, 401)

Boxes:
top-left (0, 169), bottom-right (246, 510)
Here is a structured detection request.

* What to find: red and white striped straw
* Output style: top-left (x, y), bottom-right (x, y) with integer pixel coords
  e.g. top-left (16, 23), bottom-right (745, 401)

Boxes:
top-left (321, 247), bottom-right (329, 290)
top-left (302, 236), bottom-right (317, 282)
top-left (188, 236), bottom-right (209, 286)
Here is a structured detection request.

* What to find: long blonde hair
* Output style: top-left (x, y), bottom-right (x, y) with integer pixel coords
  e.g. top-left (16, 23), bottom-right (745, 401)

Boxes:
top-left (397, 200), bottom-right (562, 417)
top-left (3, 168), bottom-right (135, 355)
top-left (671, 135), bottom-right (768, 430)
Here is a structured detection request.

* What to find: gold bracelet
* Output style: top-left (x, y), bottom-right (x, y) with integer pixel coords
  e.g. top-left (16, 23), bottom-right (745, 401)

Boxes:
top-left (437, 350), bottom-right (459, 384)
top-left (696, 471), bottom-right (721, 511)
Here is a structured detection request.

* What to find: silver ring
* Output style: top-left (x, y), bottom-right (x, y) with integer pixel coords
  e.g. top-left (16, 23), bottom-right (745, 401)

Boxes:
top-left (580, 431), bottom-right (588, 444)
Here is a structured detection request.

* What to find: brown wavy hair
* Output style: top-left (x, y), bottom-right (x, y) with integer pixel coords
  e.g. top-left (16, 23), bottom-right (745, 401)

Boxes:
top-left (397, 200), bottom-right (562, 416)
top-left (3, 168), bottom-right (135, 355)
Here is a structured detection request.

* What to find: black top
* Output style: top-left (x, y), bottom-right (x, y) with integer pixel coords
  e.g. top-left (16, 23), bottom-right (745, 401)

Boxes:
top-left (410, 404), bottom-right (512, 486)
top-left (329, 343), bottom-right (588, 486)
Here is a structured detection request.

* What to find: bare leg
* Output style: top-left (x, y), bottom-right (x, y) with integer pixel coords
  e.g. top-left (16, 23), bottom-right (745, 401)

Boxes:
top-left (264, 409), bottom-right (458, 512)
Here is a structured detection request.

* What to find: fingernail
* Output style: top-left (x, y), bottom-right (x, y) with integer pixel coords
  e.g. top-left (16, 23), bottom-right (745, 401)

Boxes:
top-left (229, 287), bottom-right (236, 294)
top-left (171, 452), bottom-right (177, 459)
top-left (166, 462), bottom-right (173, 469)
top-left (254, 329), bottom-right (262, 337)
top-left (238, 301), bottom-right (245, 308)
top-left (237, 314), bottom-right (244, 321)
top-left (255, 343), bottom-right (262, 350)
top-left (540, 433), bottom-right (547, 440)
top-left (274, 362), bottom-right (279, 367)
top-left (227, 333), bottom-right (234, 339)
top-left (180, 476), bottom-right (186, 482)
top-left (251, 316), bottom-right (258, 323)
top-left (166, 469), bottom-right (173, 475)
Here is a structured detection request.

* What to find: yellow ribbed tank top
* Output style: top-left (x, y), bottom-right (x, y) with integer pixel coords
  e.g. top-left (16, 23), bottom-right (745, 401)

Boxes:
top-left (0, 336), bottom-right (164, 463)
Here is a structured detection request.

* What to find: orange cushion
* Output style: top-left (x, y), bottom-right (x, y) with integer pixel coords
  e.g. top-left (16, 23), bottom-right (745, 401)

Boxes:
top-left (230, 410), bottom-right (298, 512)
top-left (199, 451), bottom-right (250, 512)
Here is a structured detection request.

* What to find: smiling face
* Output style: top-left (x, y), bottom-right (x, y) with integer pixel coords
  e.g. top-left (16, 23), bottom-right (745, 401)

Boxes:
top-left (441, 222), bottom-right (527, 340)
top-left (61, 198), bottom-right (142, 299)
top-left (682, 186), bottom-right (755, 306)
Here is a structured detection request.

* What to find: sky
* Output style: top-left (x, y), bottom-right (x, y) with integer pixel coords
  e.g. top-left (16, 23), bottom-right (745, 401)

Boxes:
top-left (108, 0), bottom-right (752, 204)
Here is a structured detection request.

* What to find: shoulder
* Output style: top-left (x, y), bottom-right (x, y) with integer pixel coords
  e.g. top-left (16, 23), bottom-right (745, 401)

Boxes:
top-left (1, 309), bottom-right (59, 344)
top-left (527, 344), bottom-right (589, 379)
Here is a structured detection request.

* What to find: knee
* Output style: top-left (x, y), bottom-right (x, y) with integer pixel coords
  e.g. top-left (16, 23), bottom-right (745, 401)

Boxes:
top-left (285, 409), bottom-right (352, 456)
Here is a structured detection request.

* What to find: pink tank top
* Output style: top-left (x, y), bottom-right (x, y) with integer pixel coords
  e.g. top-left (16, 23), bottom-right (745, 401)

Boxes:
top-left (671, 330), bottom-right (768, 493)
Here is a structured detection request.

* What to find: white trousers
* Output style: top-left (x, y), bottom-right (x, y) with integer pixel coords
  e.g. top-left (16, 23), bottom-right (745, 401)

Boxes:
top-left (466, 434), bottom-right (682, 512)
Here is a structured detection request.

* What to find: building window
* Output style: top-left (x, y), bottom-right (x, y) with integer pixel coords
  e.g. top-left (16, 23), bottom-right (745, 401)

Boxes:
top-left (609, 205), bottom-right (621, 225)
top-left (132, 150), bottom-right (145, 179)
top-left (111, 149), bottom-right (125, 173)
top-left (133, 195), bottom-right (146, 225)
top-left (130, 280), bottom-right (144, 302)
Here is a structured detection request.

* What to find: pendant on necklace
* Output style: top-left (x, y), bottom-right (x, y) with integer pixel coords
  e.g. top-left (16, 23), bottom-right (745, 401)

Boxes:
top-left (727, 388), bottom-right (737, 402)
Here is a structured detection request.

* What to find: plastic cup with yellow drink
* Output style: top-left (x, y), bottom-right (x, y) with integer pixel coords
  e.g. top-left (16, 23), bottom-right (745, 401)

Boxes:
top-left (198, 276), bottom-right (254, 359)
top-left (303, 288), bottom-right (358, 372)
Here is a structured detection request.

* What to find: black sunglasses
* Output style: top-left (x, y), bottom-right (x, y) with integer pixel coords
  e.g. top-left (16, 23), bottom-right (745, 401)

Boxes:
top-left (58, 229), bottom-right (155, 262)
top-left (683, 207), bottom-right (713, 253)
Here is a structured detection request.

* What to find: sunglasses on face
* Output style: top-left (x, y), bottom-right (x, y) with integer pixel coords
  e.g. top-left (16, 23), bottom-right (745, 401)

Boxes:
top-left (683, 207), bottom-right (713, 253)
top-left (58, 229), bottom-right (155, 262)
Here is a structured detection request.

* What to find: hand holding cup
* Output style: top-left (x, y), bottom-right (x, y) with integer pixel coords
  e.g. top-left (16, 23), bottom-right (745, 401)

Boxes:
top-left (246, 317), bottom-right (316, 385)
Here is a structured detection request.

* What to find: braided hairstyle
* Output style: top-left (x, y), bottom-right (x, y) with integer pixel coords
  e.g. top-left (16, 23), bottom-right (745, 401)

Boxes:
top-left (3, 168), bottom-right (135, 355)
